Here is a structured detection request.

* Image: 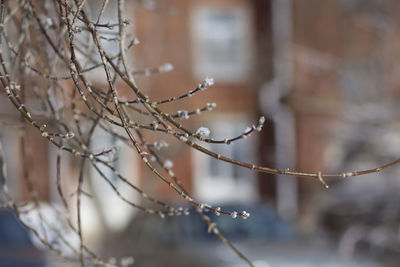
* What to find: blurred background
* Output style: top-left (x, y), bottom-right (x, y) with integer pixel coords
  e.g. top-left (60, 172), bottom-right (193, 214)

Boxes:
top-left (1, 0), bottom-right (400, 266)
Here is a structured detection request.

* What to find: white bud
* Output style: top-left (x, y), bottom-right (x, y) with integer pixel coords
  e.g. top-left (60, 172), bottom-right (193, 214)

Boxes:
top-left (206, 103), bottom-right (216, 110)
top-left (177, 110), bottom-right (189, 119)
top-left (196, 127), bottom-right (210, 138)
top-left (179, 135), bottom-right (188, 142)
top-left (131, 37), bottom-right (140, 45)
top-left (215, 207), bottom-right (221, 216)
top-left (231, 211), bottom-right (237, 219)
top-left (160, 141), bottom-right (169, 147)
top-left (158, 63), bottom-right (174, 73)
top-left (163, 160), bottom-right (173, 169)
top-left (241, 211), bottom-right (250, 219)
top-left (120, 256), bottom-right (134, 267)
top-left (66, 132), bottom-right (75, 139)
top-left (259, 116), bottom-right (266, 124)
top-left (342, 172), bottom-right (353, 178)
top-left (204, 76), bottom-right (214, 86)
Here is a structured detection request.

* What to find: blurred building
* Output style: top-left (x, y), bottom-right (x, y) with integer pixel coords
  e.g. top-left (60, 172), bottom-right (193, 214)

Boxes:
top-left (130, 0), bottom-right (268, 205)
top-left (1, 1), bottom-right (400, 246)
top-left (136, 0), bottom-right (400, 226)
top-left (270, 0), bottom-right (400, 226)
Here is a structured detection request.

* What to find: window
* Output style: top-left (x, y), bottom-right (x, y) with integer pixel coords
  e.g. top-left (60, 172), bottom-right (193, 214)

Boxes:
top-left (192, 115), bottom-right (258, 203)
top-left (191, 5), bottom-right (254, 83)
top-left (87, 128), bottom-right (139, 231)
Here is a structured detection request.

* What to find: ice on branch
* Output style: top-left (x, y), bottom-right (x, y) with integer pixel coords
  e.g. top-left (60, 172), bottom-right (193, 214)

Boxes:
top-left (241, 211), bottom-right (250, 219)
top-left (10, 82), bottom-right (21, 90)
top-left (215, 207), bottom-right (221, 216)
top-left (131, 37), bottom-right (140, 46)
top-left (120, 257), bottom-right (135, 267)
top-left (199, 77), bottom-right (215, 90)
top-left (206, 102), bottom-right (217, 111)
top-left (163, 160), bottom-right (173, 169)
top-left (65, 132), bottom-right (75, 139)
top-left (154, 141), bottom-right (169, 150)
top-left (196, 127), bottom-right (211, 138)
top-left (205, 76), bottom-right (214, 86)
top-left (231, 211), bottom-right (238, 219)
top-left (177, 110), bottom-right (189, 119)
top-left (158, 63), bottom-right (174, 73)
top-left (44, 17), bottom-right (53, 29)
top-left (197, 203), bottom-right (205, 212)
top-left (39, 15), bottom-right (54, 30)
top-left (256, 116), bottom-right (266, 132)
